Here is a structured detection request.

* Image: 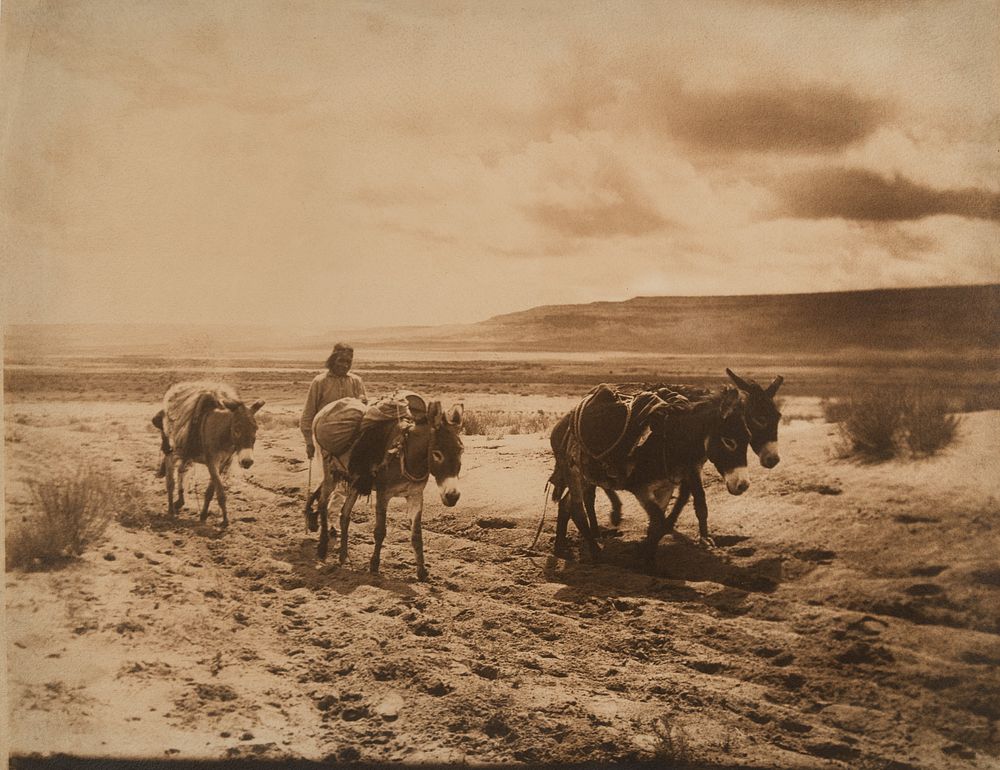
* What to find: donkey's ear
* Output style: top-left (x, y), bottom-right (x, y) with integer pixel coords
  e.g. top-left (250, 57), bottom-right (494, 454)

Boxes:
top-left (427, 401), bottom-right (443, 428)
top-left (726, 368), bottom-right (752, 392)
top-left (222, 399), bottom-right (242, 411)
top-left (250, 399), bottom-right (265, 414)
top-left (446, 404), bottom-right (464, 426)
top-left (765, 376), bottom-right (784, 397)
top-left (720, 387), bottom-right (741, 419)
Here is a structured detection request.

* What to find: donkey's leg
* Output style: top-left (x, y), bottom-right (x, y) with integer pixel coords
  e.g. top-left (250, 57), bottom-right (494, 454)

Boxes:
top-left (689, 472), bottom-right (714, 548)
top-left (606, 489), bottom-right (623, 528)
top-left (637, 481), bottom-right (676, 569)
top-left (174, 463), bottom-right (191, 510)
top-left (305, 482), bottom-right (322, 533)
top-left (406, 490), bottom-right (428, 581)
top-left (369, 489), bottom-right (390, 576)
top-left (554, 495), bottom-right (572, 559)
top-left (665, 479), bottom-right (690, 533)
top-left (338, 487), bottom-right (360, 566)
top-left (205, 457), bottom-right (228, 527)
top-left (567, 471), bottom-right (601, 562)
top-left (165, 457), bottom-right (177, 516)
top-left (200, 480), bottom-right (216, 523)
top-left (316, 465), bottom-right (334, 559)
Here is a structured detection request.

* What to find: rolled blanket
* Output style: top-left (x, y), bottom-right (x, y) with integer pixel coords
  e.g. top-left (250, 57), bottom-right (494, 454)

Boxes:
top-left (312, 397), bottom-right (367, 457)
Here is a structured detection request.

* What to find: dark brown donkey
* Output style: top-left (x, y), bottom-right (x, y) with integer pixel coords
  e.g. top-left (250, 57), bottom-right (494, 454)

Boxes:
top-left (552, 369), bottom-right (782, 546)
top-left (551, 384), bottom-right (750, 566)
top-left (152, 381), bottom-right (264, 527)
top-left (315, 400), bottom-right (464, 581)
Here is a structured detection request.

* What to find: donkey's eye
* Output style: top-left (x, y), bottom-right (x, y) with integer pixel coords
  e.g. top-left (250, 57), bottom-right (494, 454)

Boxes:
top-left (721, 437), bottom-right (738, 451)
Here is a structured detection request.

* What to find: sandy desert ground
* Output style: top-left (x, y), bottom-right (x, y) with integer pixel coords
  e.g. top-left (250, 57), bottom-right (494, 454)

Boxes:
top-left (5, 369), bottom-right (1000, 768)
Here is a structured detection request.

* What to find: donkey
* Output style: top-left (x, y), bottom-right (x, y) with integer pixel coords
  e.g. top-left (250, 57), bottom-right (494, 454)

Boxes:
top-left (315, 400), bottom-right (463, 581)
top-left (152, 382), bottom-right (263, 526)
top-left (553, 385), bottom-right (750, 566)
top-left (554, 369), bottom-right (782, 545)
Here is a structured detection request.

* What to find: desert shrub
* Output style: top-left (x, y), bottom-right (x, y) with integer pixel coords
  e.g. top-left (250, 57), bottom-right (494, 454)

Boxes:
top-left (820, 398), bottom-right (852, 424)
top-left (6, 468), bottom-right (140, 570)
top-left (905, 390), bottom-right (960, 455)
top-left (836, 390), bottom-right (908, 460)
top-left (252, 409), bottom-right (299, 430)
top-left (463, 409), bottom-right (557, 438)
top-left (831, 388), bottom-right (960, 460)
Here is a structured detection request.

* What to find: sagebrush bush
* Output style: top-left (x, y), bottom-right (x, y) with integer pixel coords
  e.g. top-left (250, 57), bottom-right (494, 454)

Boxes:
top-left (251, 409), bottom-right (298, 430)
top-left (905, 391), bottom-right (960, 455)
top-left (6, 468), bottom-right (140, 570)
top-left (838, 391), bottom-right (908, 460)
top-left (463, 409), bottom-right (557, 438)
top-left (831, 388), bottom-right (960, 460)
top-left (821, 398), bottom-right (852, 424)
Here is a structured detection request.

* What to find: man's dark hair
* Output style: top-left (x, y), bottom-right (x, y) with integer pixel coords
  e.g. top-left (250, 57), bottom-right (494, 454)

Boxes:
top-left (326, 343), bottom-right (354, 371)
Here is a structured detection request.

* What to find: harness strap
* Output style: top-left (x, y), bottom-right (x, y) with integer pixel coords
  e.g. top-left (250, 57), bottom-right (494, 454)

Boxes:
top-left (571, 389), bottom-right (635, 461)
top-left (399, 430), bottom-right (430, 483)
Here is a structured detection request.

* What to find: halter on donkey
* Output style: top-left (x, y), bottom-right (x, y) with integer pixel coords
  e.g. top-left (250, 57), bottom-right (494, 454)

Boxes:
top-left (313, 397), bottom-right (464, 581)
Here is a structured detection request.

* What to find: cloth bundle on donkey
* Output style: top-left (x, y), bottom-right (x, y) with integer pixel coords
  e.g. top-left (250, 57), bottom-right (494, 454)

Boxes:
top-left (313, 397), bottom-right (368, 463)
top-left (162, 381), bottom-right (241, 459)
top-left (570, 383), bottom-right (692, 486)
top-left (313, 392), bottom-right (426, 497)
top-left (348, 395), bottom-right (417, 495)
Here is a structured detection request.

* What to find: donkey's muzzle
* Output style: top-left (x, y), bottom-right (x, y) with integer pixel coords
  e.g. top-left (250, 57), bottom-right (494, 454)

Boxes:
top-left (758, 442), bottom-right (780, 469)
top-left (442, 490), bottom-right (461, 507)
top-left (724, 468), bottom-right (750, 496)
top-left (240, 458), bottom-right (254, 469)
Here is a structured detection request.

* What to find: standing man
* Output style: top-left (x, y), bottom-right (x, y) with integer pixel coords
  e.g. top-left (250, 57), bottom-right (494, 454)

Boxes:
top-left (301, 343), bottom-right (367, 528)
top-left (300, 343), bottom-right (368, 460)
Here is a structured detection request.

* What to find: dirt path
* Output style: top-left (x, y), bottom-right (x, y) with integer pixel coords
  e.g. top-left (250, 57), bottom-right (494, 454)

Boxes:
top-left (6, 399), bottom-right (1000, 767)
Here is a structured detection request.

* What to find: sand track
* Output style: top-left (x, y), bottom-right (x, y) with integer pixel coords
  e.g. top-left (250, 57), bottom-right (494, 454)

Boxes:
top-left (6, 399), bottom-right (1000, 767)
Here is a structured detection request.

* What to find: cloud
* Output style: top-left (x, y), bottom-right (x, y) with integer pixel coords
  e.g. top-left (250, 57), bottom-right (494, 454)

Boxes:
top-left (776, 168), bottom-right (1000, 221)
top-left (515, 139), bottom-right (676, 239)
top-left (659, 84), bottom-right (889, 154)
top-left (525, 169), bottom-right (668, 239)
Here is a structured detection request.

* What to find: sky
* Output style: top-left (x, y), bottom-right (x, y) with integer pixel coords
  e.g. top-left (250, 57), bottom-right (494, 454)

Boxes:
top-left (2, 0), bottom-right (998, 328)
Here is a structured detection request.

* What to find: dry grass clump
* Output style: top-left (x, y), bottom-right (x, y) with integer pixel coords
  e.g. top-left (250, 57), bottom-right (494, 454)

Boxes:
top-left (829, 388), bottom-right (960, 461)
top-left (463, 409), bottom-right (558, 438)
top-left (6, 468), bottom-right (143, 570)
top-left (252, 408), bottom-right (298, 430)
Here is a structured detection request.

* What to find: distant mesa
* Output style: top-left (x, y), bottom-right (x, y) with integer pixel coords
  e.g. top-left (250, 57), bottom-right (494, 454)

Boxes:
top-left (5, 284), bottom-right (998, 358)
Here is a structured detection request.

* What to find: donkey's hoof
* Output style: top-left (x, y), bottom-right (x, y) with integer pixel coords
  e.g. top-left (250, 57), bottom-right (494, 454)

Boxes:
top-left (304, 508), bottom-right (319, 533)
top-left (698, 536), bottom-right (716, 549)
top-left (416, 566), bottom-right (429, 582)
